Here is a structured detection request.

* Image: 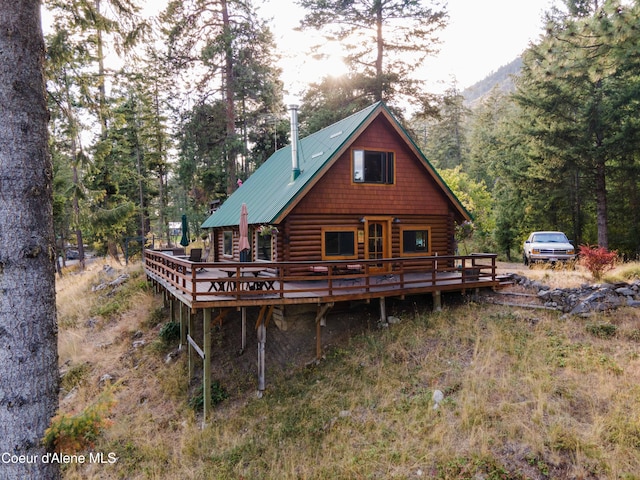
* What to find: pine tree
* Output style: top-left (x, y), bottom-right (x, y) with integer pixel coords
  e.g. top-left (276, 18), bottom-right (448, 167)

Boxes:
top-left (298, 0), bottom-right (446, 114)
top-left (161, 0), bottom-right (284, 196)
top-left (514, 0), bottom-right (640, 249)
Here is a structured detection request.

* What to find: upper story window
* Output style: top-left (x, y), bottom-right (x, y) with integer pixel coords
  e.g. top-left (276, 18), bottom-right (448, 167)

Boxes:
top-left (353, 149), bottom-right (394, 184)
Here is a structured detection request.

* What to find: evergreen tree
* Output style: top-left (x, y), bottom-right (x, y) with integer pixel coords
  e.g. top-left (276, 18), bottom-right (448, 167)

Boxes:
top-left (45, 0), bottom-right (148, 259)
top-left (299, 73), bottom-right (375, 135)
top-left (298, 0), bottom-right (446, 114)
top-left (514, 0), bottom-right (640, 250)
top-left (46, 27), bottom-right (93, 268)
top-left (161, 0), bottom-right (284, 195)
top-left (467, 92), bottom-right (531, 258)
top-left (417, 82), bottom-right (469, 170)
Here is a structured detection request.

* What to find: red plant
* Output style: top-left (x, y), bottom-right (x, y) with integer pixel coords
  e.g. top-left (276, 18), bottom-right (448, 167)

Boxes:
top-left (579, 245), bottom-right (618, 280)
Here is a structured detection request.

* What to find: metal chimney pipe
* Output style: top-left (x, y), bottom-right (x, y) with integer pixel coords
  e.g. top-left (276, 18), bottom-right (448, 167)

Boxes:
top-left (289, 104), bottom-right (300, 181)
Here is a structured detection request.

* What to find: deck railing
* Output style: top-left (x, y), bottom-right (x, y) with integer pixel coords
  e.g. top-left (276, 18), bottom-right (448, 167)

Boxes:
top-left (144, 250), bottom-right (498, 307)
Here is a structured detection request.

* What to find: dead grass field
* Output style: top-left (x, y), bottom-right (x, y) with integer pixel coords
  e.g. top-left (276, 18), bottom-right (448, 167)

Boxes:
top-left (54, 260), bottom-right (640, 479)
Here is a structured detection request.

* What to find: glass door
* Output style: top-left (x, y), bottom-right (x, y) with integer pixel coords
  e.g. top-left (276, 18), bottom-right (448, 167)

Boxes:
top-left (365, 218), bottom-right (391, 272)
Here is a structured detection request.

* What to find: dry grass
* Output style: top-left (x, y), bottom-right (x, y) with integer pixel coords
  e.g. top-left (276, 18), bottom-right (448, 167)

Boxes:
top-left (55, 261), bottom-right (640, 479)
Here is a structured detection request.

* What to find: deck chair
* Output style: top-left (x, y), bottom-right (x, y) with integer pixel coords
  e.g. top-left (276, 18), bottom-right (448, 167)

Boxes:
top-left (188, 248), bottom-right (202, 262)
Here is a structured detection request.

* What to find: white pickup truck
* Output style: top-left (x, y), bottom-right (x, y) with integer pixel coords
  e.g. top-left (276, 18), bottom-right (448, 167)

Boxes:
top-left (523, 231), bottom-right (576, 265)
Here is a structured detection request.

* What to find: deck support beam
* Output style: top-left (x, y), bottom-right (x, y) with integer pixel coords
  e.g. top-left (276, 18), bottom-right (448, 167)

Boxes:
top-left (179, 303), bottom-right (186, 349)
top-left (315, 302), bottom-right (334, 360)
top-left (256, 305), bottom-right (273, 397)
top-left (188, 309), bottom-right (194, 378)
top-left (241, 307), bottom-right (247, 353)
top-left (433, 290), bottom-right (442, 311)
top-left (379, 297), bottom-right (387, 323)
top-left (203, 308), bottom-right (212, 423)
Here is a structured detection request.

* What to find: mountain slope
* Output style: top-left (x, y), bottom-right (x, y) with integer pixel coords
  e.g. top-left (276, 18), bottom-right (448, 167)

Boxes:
top-left (463, 57), bottom-right (523, 105)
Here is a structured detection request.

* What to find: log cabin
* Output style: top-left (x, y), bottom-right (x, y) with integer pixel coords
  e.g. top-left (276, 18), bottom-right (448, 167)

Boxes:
top-left (146, 102), bottom-right (499, 408)
top-left (201, 101), bottom-right (471, 272)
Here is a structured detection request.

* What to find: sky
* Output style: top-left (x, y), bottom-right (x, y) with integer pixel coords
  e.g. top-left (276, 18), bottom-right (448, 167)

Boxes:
top-left (261, 0), bottom-right (556, 102)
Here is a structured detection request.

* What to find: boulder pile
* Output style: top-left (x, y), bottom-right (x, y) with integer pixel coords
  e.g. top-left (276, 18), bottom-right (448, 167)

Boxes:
top-left (510, 274), bottom-right (640, 317)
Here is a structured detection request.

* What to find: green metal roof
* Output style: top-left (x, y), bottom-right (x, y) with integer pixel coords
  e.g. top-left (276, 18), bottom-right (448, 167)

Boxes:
top-left (201, 101), bottom-right (470, 228)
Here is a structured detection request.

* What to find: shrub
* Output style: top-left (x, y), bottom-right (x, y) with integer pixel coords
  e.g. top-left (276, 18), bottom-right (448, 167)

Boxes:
top-left (188, 381), bottom-right (229, 411)
top-left (43, 391), bottom-right (116, 453)
top-left (159, 321), bottom-right (181, 344)
top-left (586, 322), bottom-right (618, 339)
top-left (579, 245), bottom-right (617, 280)
top-left (60, 362), bottom-right (92, 394)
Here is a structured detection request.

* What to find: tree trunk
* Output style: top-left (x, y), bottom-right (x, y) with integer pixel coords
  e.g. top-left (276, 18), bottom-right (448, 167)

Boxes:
top-left (595, 159), bottom-right (608, 249)
top-left (63, 68), bottom-right (86, 269)
top-left (0, 2), bottom-right (60, 479)
top-left (374, 0), bottom-right (384, 102)
top-left (221, 0), bottom-right (237, 195)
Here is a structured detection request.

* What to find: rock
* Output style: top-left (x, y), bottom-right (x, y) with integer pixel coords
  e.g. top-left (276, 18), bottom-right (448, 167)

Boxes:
top-left (502, 272), bottom-right (640, 317)
top-left (109, 274), bottom-right (130, 286)
top-left (165, 349), bottom-right (181, 364)
top-left (569, 302), bottom-right (592, 316)
top-left (537, 290), bottom-right (550, 300)
top-left (92, 282), bottom-right (108, 292)
top-left (85, 317), bottom-right (99, 329)
top-left (616, 287), bottom-right (635, 297)
top-left (63, 387), bottom-right (78, 402)
top-left (432, 389), bottom-right (444, 409)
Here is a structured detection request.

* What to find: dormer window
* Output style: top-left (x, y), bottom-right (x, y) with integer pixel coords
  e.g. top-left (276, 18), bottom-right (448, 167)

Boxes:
top-left (353, 149), bottom-right (394, 184)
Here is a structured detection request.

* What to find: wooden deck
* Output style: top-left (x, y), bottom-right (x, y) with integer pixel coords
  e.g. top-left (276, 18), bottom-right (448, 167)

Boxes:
top-left (144, 250), bottom-right (499, 310)
top-left (144, 250), bottom-right (500, 415)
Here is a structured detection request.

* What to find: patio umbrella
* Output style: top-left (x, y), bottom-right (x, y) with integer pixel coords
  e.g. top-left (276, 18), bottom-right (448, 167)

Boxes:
top-left (179, 214), bottom-right (190, 247)
top-left (239, 203), bottom-right (250, 261)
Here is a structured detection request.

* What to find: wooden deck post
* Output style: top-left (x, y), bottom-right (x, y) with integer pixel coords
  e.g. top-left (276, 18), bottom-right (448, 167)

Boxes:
top-left (433, 290), bottom-right (442, 311)
top-left (241, 307), bottom-right (247, 353)
top-left (379, 297), bottom-right (387, 323)
top-left (179, 303), bottom-right (186, 350)
top-left (203, 308), bottom-right (212, 422)
top-left (188, 309), bottom-right (194, 379)
top-left (255, 305), bottom-right (274, 397)
top-left (257, 322), bottom-right (266, 396)
top-left (316, 316), bottom-right (321, 360)
top-left (315, 303), bottom-right (334, 360)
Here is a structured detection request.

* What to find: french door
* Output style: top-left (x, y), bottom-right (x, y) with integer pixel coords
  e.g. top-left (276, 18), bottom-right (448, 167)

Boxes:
top-left (365, 217), bottom-right (392, 272)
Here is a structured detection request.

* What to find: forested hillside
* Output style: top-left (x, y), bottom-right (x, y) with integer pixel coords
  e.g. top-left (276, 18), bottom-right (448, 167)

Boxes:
top-left (462, 57), bottom-right (522, 106)
top-left (45, 0), bottom-right (640, 266)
